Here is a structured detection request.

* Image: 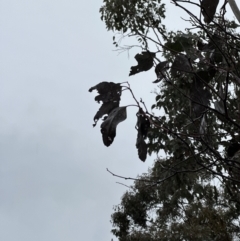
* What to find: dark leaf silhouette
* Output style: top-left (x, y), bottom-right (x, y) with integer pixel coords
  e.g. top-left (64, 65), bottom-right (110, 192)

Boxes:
top-left (89, 82), bottom-right (122, 103)
top-left (227, 142), bottom-right (240, 158)
top-left (171, 54), bottom-right (191, 77)
top-left (153, 61), bottom-right (169, 83)
top-left (89, 82), bottom-right (122, 126)
top-left (129, 52), bottom-right (155, 76)
top-left (135, 111), bottom-right (150, 161)
top-left (94, 102), bottom-right (119, 125)
top-left (201, 0), bottom-right (219, 24)
top-left (101, 107), bottom-right (127, 146)
top-left (136, 134), bottom-right (148, 162)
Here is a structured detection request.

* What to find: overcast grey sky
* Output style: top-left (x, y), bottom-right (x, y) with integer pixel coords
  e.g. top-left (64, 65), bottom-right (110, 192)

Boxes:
top-left (0, 1), bottom-right (234, 241)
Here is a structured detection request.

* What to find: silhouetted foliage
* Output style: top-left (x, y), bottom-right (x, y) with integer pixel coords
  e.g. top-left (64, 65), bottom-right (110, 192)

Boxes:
top-left (136, 109), bottom-right (150, 161)
top-left (129, 52), bottom-right (155, 76)
top-left (101, 106), bottom-right (127, 146)
top-left (89, 0), bottom-right (240, 239)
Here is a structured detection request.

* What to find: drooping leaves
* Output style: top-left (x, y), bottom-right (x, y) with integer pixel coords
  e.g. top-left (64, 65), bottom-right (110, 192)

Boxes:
top-left (94, 101), bottom-right (119, 124)
top-left (95, 1), bottom-right (240, 239)
top-left (129, 52), bottom-right (155, 76)
top-left (89, 82), bottom-right (122, 126)
top-left (89, 82), bottom-right (122, 103)
top-left (136, 136), bottom-right (147, 162)
top-left (153, 61), bottom-right (169, 83)
top-left (135, 111), bottom-right (150, 162)
top-left (101, 107), bottom-right (127, 146)
top-left (201, 0), bottom-right (219, 24)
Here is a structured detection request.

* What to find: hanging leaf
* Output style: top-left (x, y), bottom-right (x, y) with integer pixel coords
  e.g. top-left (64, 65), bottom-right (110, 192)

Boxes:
top-left (136, 113), bottom-right (150, 139)
top-left (227, 142), bottom-right (240, 158)
top-left (171, 54), bottom-right (191, 77)
top-left (153, 61), bottom-right (169, 83)
top-left (136, 134), bottom-right (148, 162)
top-left (89, 82), bottom-right (122, 103)
top-left (135, 111), bottom-right (150, 161)
top-left (89, 82), bottom-right (123, 126)
top-left (101, 107), bottom-right (127, 146)
top-left (201, 0), bottom-right (219, 24)
top-left (129, 52), bottom-right (155, 76)
top-left (93, 101), bottom-right (119, 126)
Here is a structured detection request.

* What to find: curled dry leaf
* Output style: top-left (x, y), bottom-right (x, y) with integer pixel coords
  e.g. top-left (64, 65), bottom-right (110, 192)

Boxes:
top-left (136, 134), bottom-right (148, 162)
top-left (89, 82), bottom-right (122, 103)
top-left (89, 82), bottom-right (122, 126)
top-left (135, 111), bottom-right (150, 162)
top-left (201, 0), bottom-right (219, 24)
top-left (94, 102), bottom-right (119, 125)
top-left (101, 107), bottom-right (127, 146)
top-left (153, 61), bottom-right (169, 83)
top-left (129, 52), bottom-right (155, 76)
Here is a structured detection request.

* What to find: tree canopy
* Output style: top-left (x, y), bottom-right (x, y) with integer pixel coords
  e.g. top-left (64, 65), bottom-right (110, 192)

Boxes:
top-left (89, 0), bottom-right (240, 240)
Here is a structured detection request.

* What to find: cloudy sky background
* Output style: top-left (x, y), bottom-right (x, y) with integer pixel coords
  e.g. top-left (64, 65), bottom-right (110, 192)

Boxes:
top-left (0, 1), bottom-right (234, 240)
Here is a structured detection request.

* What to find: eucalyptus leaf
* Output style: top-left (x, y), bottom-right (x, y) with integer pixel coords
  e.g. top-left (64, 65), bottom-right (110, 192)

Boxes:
top-left (135, 111), bottom-right (150, 161)
top-left (153, 61), bottom-right (169, 83)
top-left (201, 0), bottom-right (219, 24)
top-left (93, 101), bottom-right (119, 126)
top-left (101, 107), bottom-right (127, 146)
top-left (89, 82), bottom-right (122, 103)
top-left (136, 134), bottom-right (147, 162)
top-left (129, 52), bottom-right (155, 76)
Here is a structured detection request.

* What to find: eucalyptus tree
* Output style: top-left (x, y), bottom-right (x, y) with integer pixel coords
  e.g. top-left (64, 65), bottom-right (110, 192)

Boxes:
top-left (89, 0), bottom-right (240, 239)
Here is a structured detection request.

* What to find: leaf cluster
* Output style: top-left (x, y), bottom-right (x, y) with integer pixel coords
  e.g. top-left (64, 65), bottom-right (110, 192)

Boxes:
top-left (111, 160), bottom-right (240, 241)
top-left (100, 0), bottom-right (165, 34)
top-left (90, 1), bottom-right (240, 239)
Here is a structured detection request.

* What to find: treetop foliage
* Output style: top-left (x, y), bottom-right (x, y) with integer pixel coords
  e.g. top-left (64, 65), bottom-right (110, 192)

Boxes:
top-left (89, 0), bottom-right (240, 239)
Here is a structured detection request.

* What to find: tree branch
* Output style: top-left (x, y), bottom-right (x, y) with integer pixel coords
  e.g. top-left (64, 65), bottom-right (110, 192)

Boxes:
top-left (228, 0), bottom-right (240, 23)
